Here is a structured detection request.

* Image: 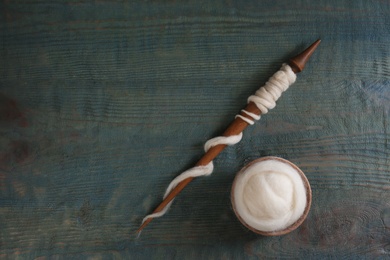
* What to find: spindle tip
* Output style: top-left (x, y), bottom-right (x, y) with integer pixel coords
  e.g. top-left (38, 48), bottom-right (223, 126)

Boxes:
top-left (136, 218), bottom-right (150, 235)
top-left (289, 39), bottom-right (321, 73)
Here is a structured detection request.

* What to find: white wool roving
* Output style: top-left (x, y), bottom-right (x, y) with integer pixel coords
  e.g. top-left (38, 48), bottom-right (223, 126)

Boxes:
top-left (236, 63), bottom-right (296, 125)
top-left (141, 133), bottom-right (243, 225)
top-left (232, 158), bottom-right (307, 233)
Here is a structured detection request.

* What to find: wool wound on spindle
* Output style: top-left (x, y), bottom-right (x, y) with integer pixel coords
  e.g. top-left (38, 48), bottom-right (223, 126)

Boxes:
top-left (141, 65), bottom-right (297, 225)
top-left (236, 63), bottom-right (296, 124)
top-left (232, 158), bottom-right (307, 233)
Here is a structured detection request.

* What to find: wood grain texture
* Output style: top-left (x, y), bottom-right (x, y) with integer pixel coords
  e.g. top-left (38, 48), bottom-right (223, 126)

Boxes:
top-left (1, 0), bottom-right (390, 258)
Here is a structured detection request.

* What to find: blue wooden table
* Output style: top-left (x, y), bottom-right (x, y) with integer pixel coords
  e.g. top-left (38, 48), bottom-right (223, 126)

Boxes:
top-left (1, 1), bottom-right (390, 258)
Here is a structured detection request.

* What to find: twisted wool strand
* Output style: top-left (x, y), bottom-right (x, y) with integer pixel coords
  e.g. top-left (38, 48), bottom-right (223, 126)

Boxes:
top-left (142, 64), bottom-right (296, 224)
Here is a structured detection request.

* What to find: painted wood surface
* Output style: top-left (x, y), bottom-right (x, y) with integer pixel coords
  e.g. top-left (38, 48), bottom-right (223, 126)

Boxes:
top-left (1, 0), bottom-right (390, 259)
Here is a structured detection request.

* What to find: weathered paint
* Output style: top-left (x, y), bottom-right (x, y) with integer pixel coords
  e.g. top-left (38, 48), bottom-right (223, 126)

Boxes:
top-left (1, 0), bottom-right (389, 258)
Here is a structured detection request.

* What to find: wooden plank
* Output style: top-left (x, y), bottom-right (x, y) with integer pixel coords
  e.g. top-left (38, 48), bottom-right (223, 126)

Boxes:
top-left (1, 0), bottom-right (390, 258)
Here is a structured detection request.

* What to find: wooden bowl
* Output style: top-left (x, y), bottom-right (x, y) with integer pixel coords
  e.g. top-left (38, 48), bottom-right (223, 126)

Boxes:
top-left (231, 156), bottom-right (311, 236)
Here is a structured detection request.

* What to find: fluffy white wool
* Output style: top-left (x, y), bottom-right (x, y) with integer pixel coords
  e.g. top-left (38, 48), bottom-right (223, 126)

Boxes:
top-left (248, 63), bottom-right (296, 115)
top-left (233, 159), bottom-right (306, 232)
top-left (236, 63), bottom-right (296, 125)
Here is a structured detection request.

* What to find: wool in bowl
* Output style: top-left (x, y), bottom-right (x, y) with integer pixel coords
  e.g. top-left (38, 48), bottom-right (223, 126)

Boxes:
top-left (232, 157), bottom-right (311, 235)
